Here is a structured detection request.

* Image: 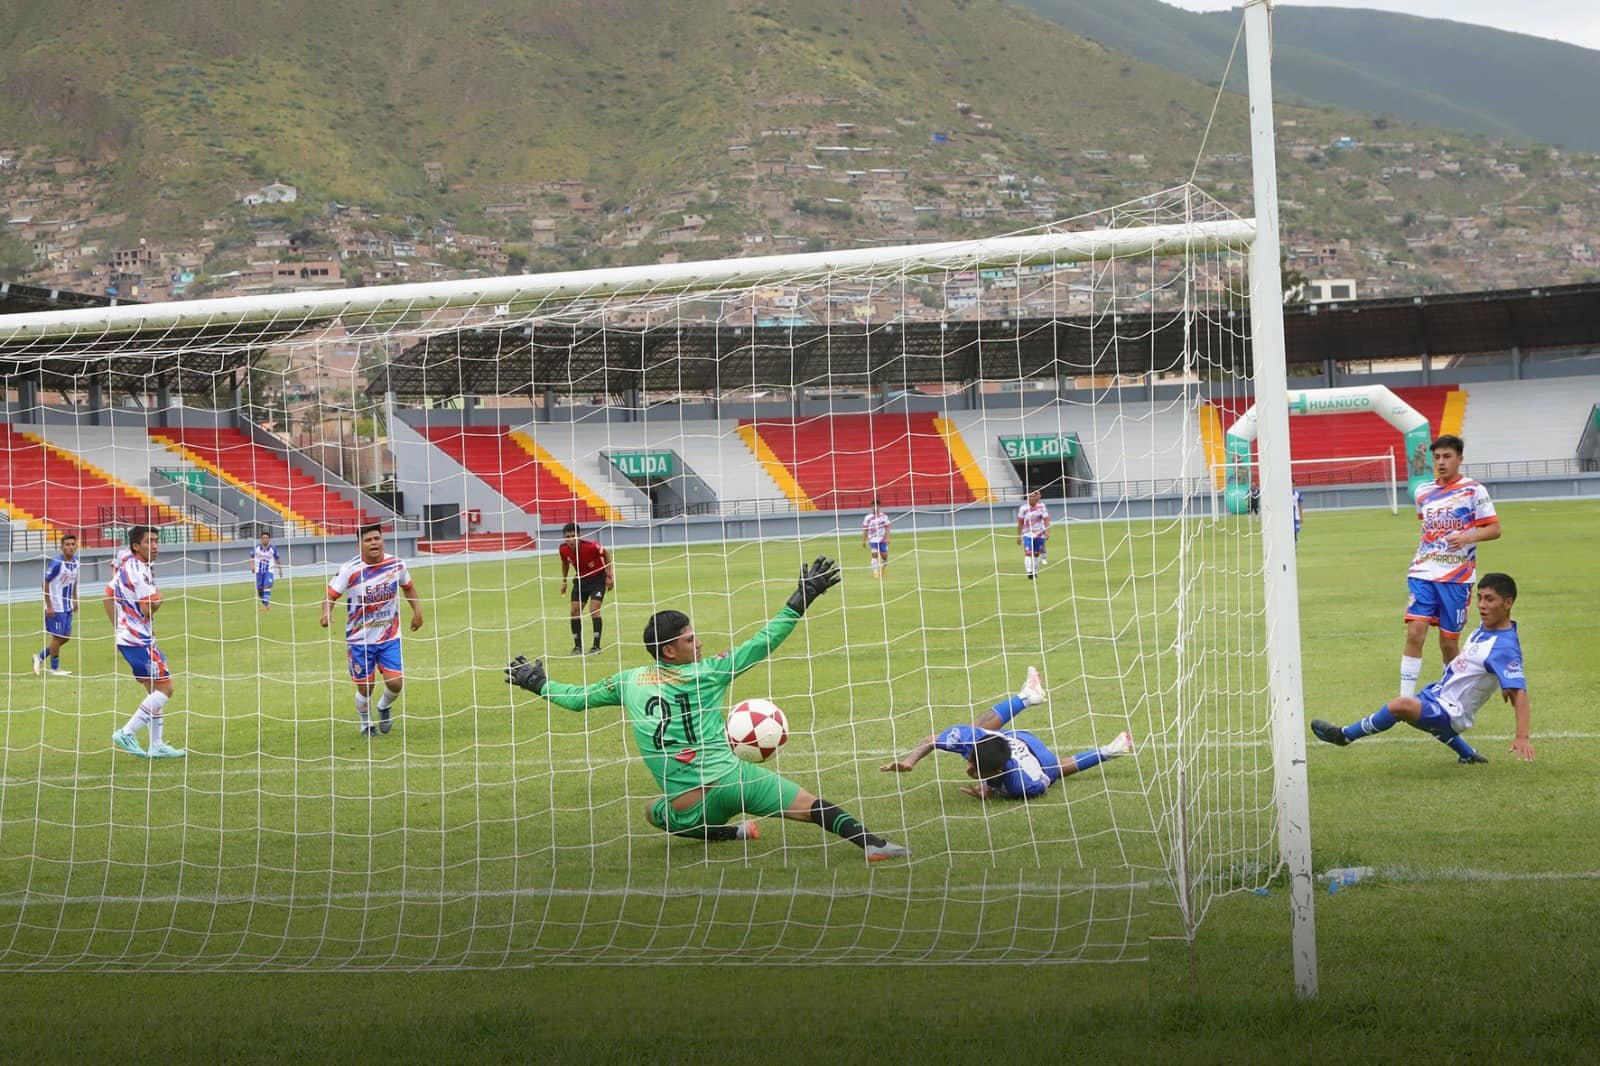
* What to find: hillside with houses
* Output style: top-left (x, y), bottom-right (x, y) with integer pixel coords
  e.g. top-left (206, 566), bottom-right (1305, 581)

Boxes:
top-left (2, 0), bottom-right (1598, 306)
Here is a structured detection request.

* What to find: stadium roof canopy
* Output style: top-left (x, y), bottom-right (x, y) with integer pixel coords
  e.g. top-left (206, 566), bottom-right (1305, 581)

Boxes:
top-left (368, 311), bottom-right (1254, 398)
top-left (5, 278), bottom-right (1596, 399)
top-left (372, 281), bottom-right (1600, 398)
top-left (0, 281), bottom-right (322, 396)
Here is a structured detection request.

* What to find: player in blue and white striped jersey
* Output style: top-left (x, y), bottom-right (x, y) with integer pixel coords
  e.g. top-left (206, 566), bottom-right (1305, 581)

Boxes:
top-left (33, 532), bottom-right (80, 676)
top-left (880, 667), bottom-right (1135, 800)
top-left (1313, 572), bottom-right (1532, 764)
top-left (248, 530), bottom-right (283, 610)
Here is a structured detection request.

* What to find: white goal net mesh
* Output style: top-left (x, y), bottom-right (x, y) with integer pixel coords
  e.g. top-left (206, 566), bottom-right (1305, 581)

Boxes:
top-left (0, 186), bottom-right (1277, 969)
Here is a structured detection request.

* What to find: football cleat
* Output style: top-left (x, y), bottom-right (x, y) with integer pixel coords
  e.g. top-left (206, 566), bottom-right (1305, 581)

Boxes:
top-left (359, 723), bottom-right (379, 738)
top-left (378, 706), bottom-right (393, 734)
top-left (589, 643), bottom-right (602, 655)
top-left (1104, 730), bottom-right (1135, 756)
top-left (1458, 751), bottom-right (1489, 765)
top-left (1310, 719), bottom-right (1351, 747)
top-left (49, 668), bottom-right (72, 676)
top-left (31, 654), bottom-right (42, 677)
top-left (570, 643), bottom-right (584, 656)
top-left (865, 840), bottom-right (910, 863)
top-left (148, 743), bottom-right (187, 759)
top-left (1019, 665), bottom-right (1047, 706)
top-left (111, 730), bottom-right (148, 758)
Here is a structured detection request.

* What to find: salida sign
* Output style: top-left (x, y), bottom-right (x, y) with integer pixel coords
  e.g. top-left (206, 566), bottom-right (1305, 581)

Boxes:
top-left (609, 452), bottom-right (675, 478)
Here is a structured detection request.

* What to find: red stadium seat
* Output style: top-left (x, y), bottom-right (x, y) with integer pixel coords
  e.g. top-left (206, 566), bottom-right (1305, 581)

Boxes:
top-left (742, 412), bottom-right (976, 510)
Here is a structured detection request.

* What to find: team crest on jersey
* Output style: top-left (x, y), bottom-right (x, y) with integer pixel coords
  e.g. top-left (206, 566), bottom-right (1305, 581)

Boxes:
top-left (1504, 659), bottom-right (1524, 679)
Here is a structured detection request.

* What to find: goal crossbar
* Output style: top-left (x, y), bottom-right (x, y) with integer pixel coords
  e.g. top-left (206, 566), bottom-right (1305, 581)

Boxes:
top-left (0, 217), bottom-right (1254, 344)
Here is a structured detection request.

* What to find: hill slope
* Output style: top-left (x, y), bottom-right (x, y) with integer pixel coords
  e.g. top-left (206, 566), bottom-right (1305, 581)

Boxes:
top-left (1017, 0), bottom-right (1600, 151)
top-left (0, 0), bottom-right (1275, 227)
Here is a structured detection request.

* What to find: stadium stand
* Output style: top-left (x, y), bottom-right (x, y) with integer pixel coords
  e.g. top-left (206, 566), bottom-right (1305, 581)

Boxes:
top-left (0, 423), bottom-right (210, 545)
top-left (148, 426), bottom-right (376, 535)
top-left (418, 425), bottom-right (611, 526)
top-left (947, 397), bottom-right (1205, 495)
top-left (540, 418), bottom-right (792, 513)
top-left (739, 412), bottom-right (978, 510)
top-left (1457, 378), bottom-right (1600, 466)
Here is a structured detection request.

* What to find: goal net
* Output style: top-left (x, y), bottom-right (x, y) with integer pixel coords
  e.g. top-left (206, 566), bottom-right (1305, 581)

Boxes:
top-left (1212, 453), bottom-right (1401, 516)
top-left (0, 185), bottom-right (1281, 970)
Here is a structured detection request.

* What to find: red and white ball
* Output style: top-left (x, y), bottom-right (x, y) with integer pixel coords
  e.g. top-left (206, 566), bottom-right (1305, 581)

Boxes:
top-left (725, 698), bottom-right (789, 763)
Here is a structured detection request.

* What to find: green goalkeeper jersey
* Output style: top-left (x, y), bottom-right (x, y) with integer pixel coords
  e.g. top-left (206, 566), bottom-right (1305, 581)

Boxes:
top-left (541, 605), bottom-right (801, 797)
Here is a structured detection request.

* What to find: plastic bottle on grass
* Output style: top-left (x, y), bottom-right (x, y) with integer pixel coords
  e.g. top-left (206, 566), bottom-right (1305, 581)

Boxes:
top-left (1324, 866), bottom-right (1375, 893)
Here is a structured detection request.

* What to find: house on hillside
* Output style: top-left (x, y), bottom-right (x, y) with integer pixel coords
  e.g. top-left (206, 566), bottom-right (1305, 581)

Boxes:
top-left (241, 182), bottom-right (299, 206)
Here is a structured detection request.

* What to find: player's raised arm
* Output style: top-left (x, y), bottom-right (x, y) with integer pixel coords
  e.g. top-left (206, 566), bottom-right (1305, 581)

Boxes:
top-left (506, 655), bottom-right (622, 711)
top-left (721, 556), bottom-right (840, 678)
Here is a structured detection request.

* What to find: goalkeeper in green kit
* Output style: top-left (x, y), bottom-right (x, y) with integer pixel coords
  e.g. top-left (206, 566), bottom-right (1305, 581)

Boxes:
top-left (506, 556), bottom-right (909, 862)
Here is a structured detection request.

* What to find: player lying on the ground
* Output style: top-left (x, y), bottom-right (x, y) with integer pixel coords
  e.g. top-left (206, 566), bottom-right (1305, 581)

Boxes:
top-left (1311, 571), bottom-right (1532, 764)
top-left (879, 667), bottom-right (1134, 799)
top-left (505, 556), bottom-right (910, 861)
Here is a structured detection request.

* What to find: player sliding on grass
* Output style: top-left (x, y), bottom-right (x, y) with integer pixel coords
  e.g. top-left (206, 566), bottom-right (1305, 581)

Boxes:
top-left (505, 556), bottom-right (910, 862)
top-left (880, 666), bottom-right (1134, 799)
top-left (1312, 572), bottom-right (1532, 764)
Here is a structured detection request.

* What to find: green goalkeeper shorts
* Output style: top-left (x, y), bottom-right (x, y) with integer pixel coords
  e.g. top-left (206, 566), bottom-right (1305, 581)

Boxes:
top-left (648, 761), bottom-right (803, 835)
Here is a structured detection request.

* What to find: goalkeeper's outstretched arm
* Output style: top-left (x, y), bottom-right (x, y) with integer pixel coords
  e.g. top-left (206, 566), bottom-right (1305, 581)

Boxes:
top-left (725, 555), bottom-right (842, 677)
top-left (504, 655), bottom-right (622, 711)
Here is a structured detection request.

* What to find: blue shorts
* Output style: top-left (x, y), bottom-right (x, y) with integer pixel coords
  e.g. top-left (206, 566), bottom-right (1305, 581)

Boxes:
top-left (45, 611), bottom-right (73, 638)
top-left (118, 643), bottom-right (171, 683)
top-left (1022, 535), bottom-right (1047, 555)
top-left (348, 639), bottom-right (403, 684)
top-left (1405, 578), bottom-right (1471, 638)
top-left (1414, 687), bottom-right (1460, 738)
top-left (256, 572), bottom-right (275, 593)
top-left (869, 540), bottom-right (888, 557)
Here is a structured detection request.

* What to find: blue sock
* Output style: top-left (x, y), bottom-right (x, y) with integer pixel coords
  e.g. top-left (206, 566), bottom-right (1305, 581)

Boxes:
top-left (1437, 733), bottom-right (1478, 759)
top-left (1070, 749), bottom-right (1106, 773)
top-left (990, 695), bottom-right (1028, 727)
top-left (1342, 705), bottom-right (1397, 742)
top-left (37, 649), bottom-right (47, 662)
top-left (50, 656), bottom-right (59, 670)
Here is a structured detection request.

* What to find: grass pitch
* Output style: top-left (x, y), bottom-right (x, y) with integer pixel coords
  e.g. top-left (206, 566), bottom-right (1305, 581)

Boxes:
top-left (2, 498), bottom-right (1597, 1062)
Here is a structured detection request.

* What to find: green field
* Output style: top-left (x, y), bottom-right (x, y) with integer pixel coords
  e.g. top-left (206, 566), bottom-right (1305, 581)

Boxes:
top-left (2, 498), bottom-right (1597, 1062)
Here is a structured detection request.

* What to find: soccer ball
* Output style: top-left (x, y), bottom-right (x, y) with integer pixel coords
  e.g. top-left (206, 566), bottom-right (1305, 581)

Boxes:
top-left (726, 699), bottom-right (789, 763)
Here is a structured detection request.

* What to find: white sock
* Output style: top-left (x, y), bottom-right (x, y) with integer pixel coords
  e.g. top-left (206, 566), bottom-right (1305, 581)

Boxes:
top-left (141, 691), bottom-right (169, 746)
top-left (870, 556), bottom-right (881, 574)
top-left (376, 690), bottom-right (397, 712)
top-left (1399, 655), bottom-right (1422, 698)
top-left (122, 707), bottom-right (151, 737)
top-left (355, 694), bottom-right (371, 724)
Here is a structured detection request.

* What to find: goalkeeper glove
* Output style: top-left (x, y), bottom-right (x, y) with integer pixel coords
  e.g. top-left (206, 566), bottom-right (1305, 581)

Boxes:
top-left (786, 555), bottom-right (841, 615)
top-left (505, 655), bottom-right (547, 695)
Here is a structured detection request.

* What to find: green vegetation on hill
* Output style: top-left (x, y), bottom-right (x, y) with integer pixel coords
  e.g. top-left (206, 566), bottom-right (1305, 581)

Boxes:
top-left (0, 0), bottom-right (1412, 230)
top-left (1018, 0), bottom-right (1600, 151)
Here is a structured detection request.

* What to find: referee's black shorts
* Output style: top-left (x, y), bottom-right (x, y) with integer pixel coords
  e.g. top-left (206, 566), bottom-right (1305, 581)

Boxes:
top-left (571, 575), bottom-right (607, 603)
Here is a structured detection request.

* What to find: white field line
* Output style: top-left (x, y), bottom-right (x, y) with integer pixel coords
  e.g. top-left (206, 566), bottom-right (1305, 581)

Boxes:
top-left (1, 867), bottom-right (1598, 911)
top-left (3, 732), bottom-right (1598, 791)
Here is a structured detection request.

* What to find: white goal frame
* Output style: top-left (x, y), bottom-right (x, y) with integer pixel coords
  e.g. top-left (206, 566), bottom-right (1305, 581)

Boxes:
top-left (1211, 453), bottom-right (1400, 516)
top-left (0, 0), bottom-right (1315, 997)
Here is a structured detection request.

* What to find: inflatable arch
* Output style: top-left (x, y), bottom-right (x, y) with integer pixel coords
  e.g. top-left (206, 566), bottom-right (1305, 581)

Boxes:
top-left (1223, 385), bottom-right (1432, 514)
